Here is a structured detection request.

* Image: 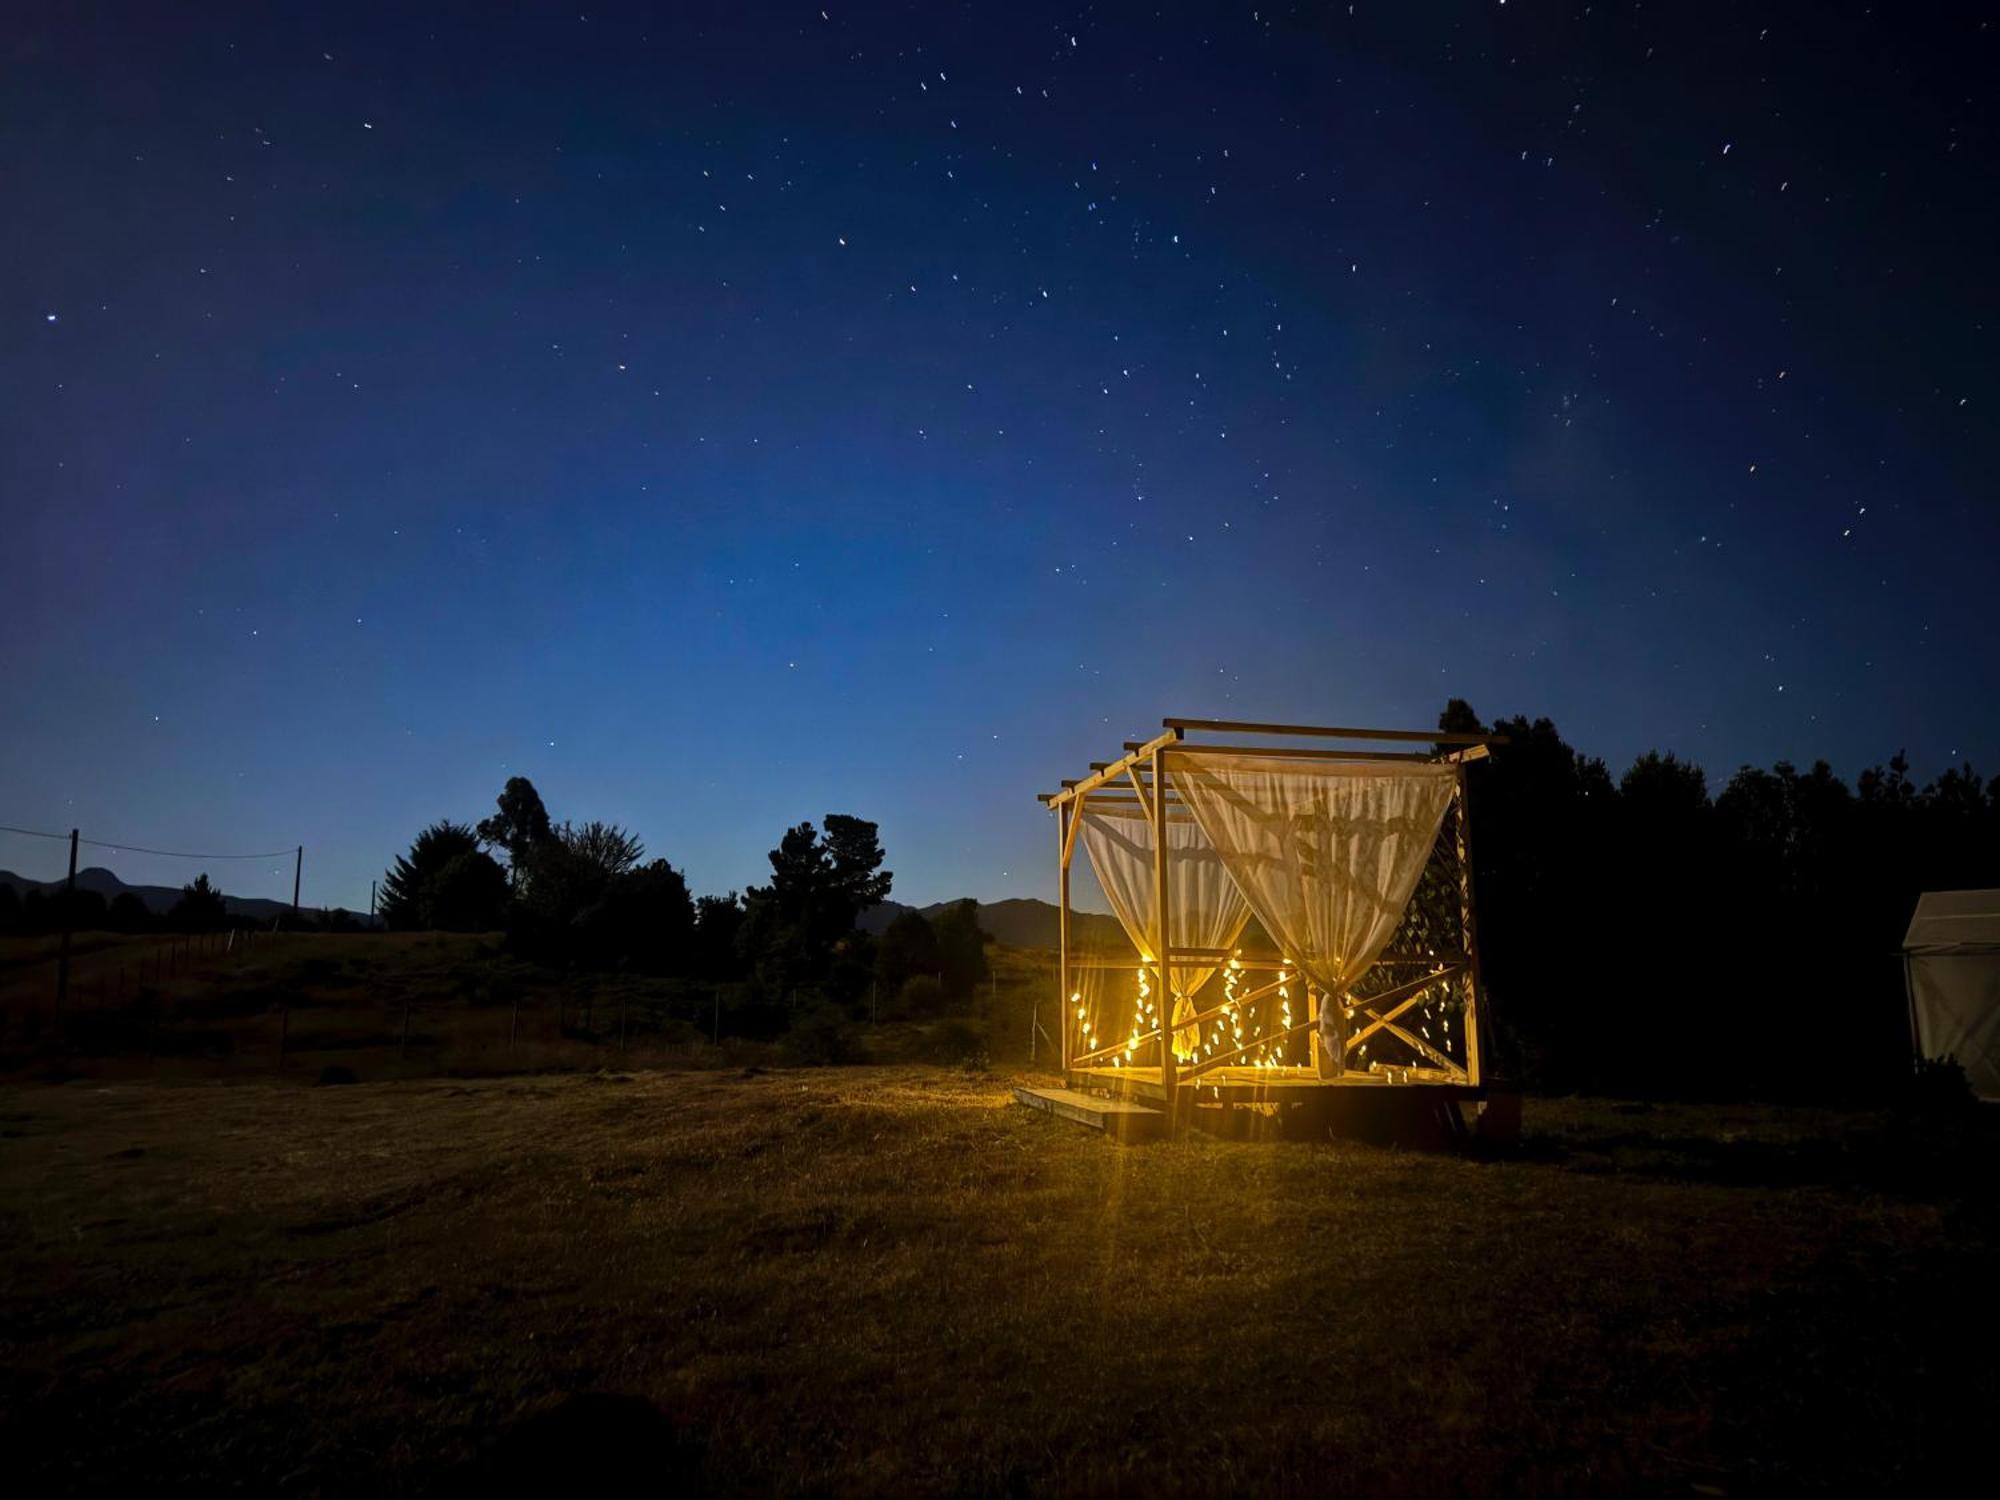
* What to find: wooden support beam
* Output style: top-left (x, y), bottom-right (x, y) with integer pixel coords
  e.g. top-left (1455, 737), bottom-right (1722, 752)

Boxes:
top-left (1039, 727), bottom-right (1183, 808)
top-left (1351, 1009), bottom-right (1462, 1077)
top-left (1454, 770), bottom-right (1486, 1088)
top-left (1153, 745), bottom-right (1176, 1114)
top-left (1057, 800), bottom-right (1072, 1071)
top-left (1061, 787), bottom-right (1089, 867)
top-left (1343, 975), bottom-right (1458, 1052)
top-left (1073, 1029), bottom-right (1161, 1067)
top-left (1179, 1017), bottom-right (1318, 1083)
top-left (1338, 966), bottom-right (1463, 1048)
top-left (1164, 717), bottom-right (1508, 746)
top-left (1144, 742), bottom-right (1439, 763)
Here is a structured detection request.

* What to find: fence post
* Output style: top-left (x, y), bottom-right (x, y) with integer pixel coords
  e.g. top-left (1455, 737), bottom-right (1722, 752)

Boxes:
top-left (54, 827), bottom-right (78, 1020)
top-left (401, 992), bottom-right (412, 1056)
top-left (277, 1001), bottom-right (289, 1069)
top-left (510, 991), bottom-right (520, 1049)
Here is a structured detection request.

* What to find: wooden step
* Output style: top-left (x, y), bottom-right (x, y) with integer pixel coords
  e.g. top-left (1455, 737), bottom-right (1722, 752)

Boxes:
top-left (1013, 1085), bottom-right (1166, 1142)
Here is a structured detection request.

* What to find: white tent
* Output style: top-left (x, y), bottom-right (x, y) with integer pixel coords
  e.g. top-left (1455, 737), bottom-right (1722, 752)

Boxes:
top-left (1903, 889), bottom-right (2000, 1102)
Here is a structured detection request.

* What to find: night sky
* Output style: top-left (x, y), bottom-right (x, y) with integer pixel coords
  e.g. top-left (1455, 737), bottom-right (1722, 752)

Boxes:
top-left (4, 2), bottom-right (1994, 913)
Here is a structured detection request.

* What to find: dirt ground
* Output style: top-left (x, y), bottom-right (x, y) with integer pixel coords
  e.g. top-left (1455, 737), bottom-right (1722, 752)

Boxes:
top-left (1, 1065), bottom-right (1993, 1495)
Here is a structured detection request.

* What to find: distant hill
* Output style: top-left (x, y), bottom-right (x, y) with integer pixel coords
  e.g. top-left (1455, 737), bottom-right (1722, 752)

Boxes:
top-left (0, 867), bottom-right (368, 925)
top-left (858, 896), bottom-right (1134, 954)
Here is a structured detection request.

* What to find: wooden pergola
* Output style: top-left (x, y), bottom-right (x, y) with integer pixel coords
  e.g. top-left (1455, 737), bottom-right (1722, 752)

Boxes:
top-left (1034, 717), bottom-right (1506, 1123)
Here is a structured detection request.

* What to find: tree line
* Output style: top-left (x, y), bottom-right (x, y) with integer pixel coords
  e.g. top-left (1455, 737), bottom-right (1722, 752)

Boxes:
top-left (378, 777), bottom-right (989, 1036)
top-left (0, 873), bottom-right (233, 935)
top-left (1440, 699), bottom-right (1999, 1100)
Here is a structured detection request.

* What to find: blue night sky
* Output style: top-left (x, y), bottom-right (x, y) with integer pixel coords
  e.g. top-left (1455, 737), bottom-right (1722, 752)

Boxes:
top-left (3, 2), bottom-right (1993, 913)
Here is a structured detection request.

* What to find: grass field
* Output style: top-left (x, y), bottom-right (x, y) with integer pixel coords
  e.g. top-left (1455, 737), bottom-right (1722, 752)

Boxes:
top-left (0, 932), bottom-right (1060, 1084)
top-left (2, 1060), bottom-right (1994, 1494)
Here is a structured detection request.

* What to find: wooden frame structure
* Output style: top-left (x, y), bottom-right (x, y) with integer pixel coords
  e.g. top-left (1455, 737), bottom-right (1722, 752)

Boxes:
top-left (1038, 717), bottom-right (1505, 1118)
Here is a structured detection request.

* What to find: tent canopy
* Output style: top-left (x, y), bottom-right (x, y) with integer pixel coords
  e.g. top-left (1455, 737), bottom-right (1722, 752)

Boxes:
top-left (1903, 889), bottom-right (2000, 1103)
top-left (1073, 751), bottom-right (1458, 1070)
top-left (1903, 888), bottom-right (2000, 955)
top-left (1040, 716), bottom-right (1506, 1098)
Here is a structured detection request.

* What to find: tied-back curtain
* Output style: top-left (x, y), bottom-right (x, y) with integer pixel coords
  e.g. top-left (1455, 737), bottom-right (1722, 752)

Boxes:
top-left (1169, 755), bottom-right (1457, 1066)
top-left (1077, 802), bottom-right (1251, 1056)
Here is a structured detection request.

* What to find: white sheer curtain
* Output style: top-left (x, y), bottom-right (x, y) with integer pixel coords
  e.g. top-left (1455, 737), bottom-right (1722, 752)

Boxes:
top-left (1077, 801), bottom-right (1250, 1058)
top-left (1169, 754), bottom-right (1456, 1071)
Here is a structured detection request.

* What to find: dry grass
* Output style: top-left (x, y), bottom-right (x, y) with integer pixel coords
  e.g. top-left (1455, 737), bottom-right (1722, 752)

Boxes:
top-left (0, 932), bottom-right (1057, 1084)
top-left (0, 1065), bottom-right (1992, 1495)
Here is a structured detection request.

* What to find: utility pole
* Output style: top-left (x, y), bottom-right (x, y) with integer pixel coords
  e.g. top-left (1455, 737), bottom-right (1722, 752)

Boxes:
top-left (54, 828), bottom-right (78, 1018)
top-left (291, 846), bottom-right (302, 916)
top-left (369, 879), bottom-right (377, 928)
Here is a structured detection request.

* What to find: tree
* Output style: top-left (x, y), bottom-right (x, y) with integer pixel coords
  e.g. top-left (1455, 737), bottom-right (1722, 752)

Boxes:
top-left (427, 850), bottom-right (510, 931)
top-left (108, 891), bottom-right (153, 932)
top-left (931, 899), bottom-right (990, 999)
top-left (874, 910), bottom-right (941, 997)
top-left (822, 815), bottom-right (893, 916)
top-left (740, 815), bottom-right (894, 996)
top-left (380, 822), bottom-right (483, 930)
top-left (693, 892), bottom-right (746, 979)
top-left (170, 873), bottom-right (228, 931)
top-left (476, 776), bottom-right (554, 890)
top-left (518, 821), bottom-right (644, 928)
top-left (574, 858), bottom-right (696, 972)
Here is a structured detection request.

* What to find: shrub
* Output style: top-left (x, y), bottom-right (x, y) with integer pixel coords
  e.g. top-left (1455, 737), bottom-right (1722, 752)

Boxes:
top-left (1901, 1055), bottom-right (1975, 1117)
top-left (896, 973), bottom-right (944, 1019)
top-left (783, 1002), bottom-right (855, 1066)
top-left (924, 1018), bottom-right (986, 1067)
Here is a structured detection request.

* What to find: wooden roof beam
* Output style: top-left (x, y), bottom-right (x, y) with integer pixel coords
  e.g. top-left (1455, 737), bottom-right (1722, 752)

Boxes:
top-left (1164, 717), bottom-right (1508, 747)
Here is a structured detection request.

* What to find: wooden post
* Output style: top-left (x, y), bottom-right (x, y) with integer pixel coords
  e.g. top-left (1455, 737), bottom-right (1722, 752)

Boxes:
top-left (1454, 768), bottom-right (1485, 1088)
top-left (1152, 747), bottom-right (1176, 1119)
top-left (1056, 799), bottom-right (1072, 1073)
top-left (292, 846), bottom-right (302, 916)
top-left (54, 828), bottom-right (79, 1019)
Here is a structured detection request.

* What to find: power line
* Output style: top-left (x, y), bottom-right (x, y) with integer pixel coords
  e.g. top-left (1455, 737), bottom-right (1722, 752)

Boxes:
top-left (0, 823), bottom-right (296, 861)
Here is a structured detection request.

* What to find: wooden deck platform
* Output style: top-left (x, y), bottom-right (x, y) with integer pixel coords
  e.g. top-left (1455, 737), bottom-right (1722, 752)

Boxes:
top-left (1012, 1085), bottom-right (1166, 1141)
top-left (1069, 1063), bottom-right (1483, 1106)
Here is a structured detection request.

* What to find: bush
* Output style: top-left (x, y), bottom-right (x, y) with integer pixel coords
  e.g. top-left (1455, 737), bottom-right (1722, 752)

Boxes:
top-left (924, 1018), bottom-right (986, 1067)
top-left (783, 1002), bottom-right (856, 1066)
top-left (1901, 1055), bottom-right (1976, 1117)
top-left (897, 973), bottom-right (944, 1019)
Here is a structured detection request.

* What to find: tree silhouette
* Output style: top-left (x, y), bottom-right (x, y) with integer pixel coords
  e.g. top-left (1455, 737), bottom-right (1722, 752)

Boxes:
top-left (170, 873), bottom-right (228, 931)
top-left (108, 891), bottom-right (153, 931)
top-left (575, 858), bottom-right (696, 972)
top-left (427, 850), bottom-right (510, 931)
top-left (380, 822), bottom-right (482, 930)
top-left (693, 892), bottom-right (746, 980)
top-left (932, 899), bottom-right (990, 999)
top-left (740, 815), bottom-right (894, 997)
top-left (874, 909), bottom-right (941, 998)
top-left (477, 776), bottom-right (554, 891)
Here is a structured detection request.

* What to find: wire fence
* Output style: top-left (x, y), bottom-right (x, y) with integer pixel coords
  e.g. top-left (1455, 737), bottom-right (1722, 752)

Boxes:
top-left (1, 821), bottom-right (313, 1020)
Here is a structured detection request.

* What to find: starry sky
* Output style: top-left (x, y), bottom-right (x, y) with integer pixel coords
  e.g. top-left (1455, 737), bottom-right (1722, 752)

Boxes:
top-left (3, 2), bottom-right (1994, 914)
